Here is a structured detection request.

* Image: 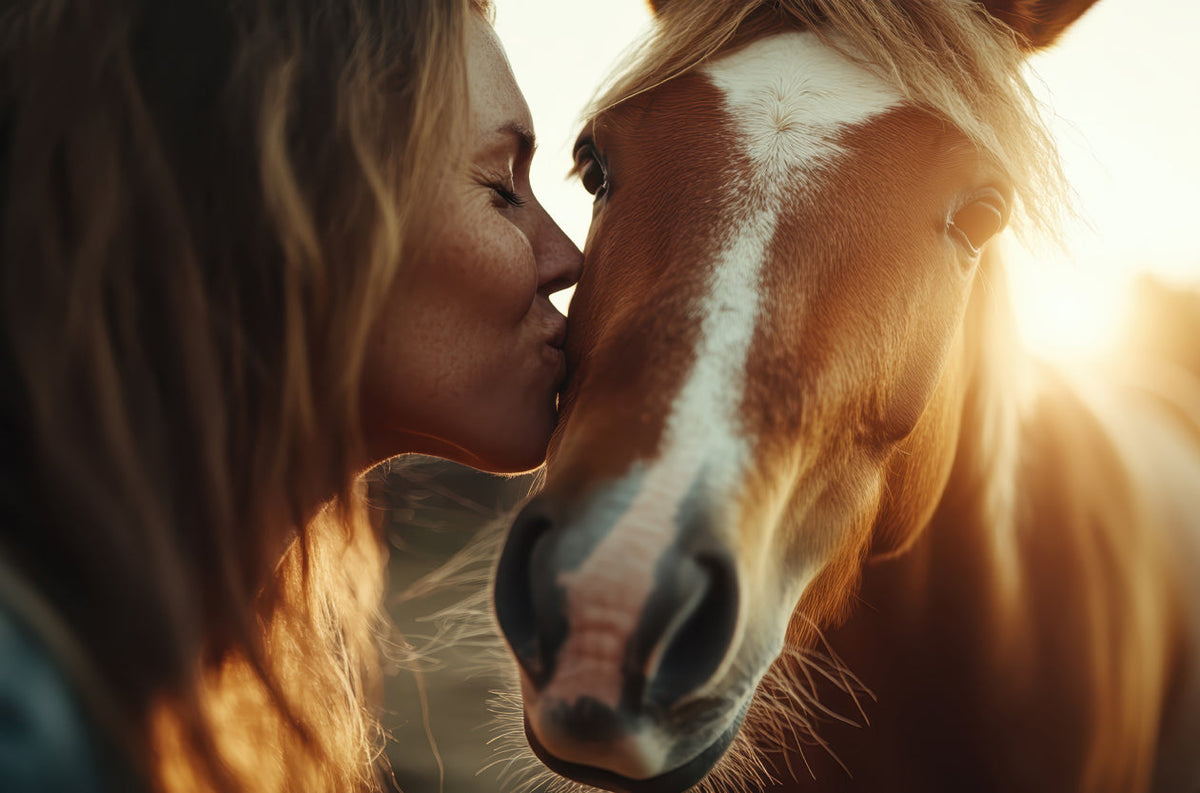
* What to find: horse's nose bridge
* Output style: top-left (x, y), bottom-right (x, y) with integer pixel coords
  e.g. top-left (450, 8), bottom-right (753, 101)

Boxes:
top-left (494, 479), bottom-right (643, 687)
top-left (494, 468), bottom-right (743, 716)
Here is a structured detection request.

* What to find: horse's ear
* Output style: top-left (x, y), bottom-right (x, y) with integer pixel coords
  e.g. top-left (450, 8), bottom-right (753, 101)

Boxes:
top-left (978, 0), bottom-right (1100, 49)
top-left (646, 0), bottom-right (673, 16)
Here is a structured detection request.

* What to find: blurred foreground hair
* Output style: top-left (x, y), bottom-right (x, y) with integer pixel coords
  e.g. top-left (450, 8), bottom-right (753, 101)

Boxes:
top-left (0, 0), bottom-right (489, 790)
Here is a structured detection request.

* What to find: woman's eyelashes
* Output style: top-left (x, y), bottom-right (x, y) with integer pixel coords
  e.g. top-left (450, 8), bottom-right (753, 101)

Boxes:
top-left (478, 166), bottom-right (527, 209)
top-left (491, 181), bottom-right (526, 208)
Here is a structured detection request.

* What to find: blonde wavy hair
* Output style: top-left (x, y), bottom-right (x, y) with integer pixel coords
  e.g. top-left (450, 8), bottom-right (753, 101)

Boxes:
top-left (0, 0), bottom-right (489, 790)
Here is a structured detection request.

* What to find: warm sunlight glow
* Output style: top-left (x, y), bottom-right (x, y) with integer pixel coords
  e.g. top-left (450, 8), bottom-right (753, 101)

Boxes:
top-left (1007, 250), bottom-right (1130, 361)
top-left (1002, 0), bottom-right (1200, 362)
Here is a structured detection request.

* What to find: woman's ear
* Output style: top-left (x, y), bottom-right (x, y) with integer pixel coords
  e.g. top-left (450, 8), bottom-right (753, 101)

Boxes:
top-left (979, 0), bottom-right (1100, 49)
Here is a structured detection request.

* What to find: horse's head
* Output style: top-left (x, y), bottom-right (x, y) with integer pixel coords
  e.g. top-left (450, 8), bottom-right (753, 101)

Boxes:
top-left (495, 1), bottom-right (1092, 790)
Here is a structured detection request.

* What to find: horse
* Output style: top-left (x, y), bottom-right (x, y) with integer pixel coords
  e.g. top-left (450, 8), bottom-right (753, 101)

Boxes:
top-left (491, 1), bottom-right (1200, 791)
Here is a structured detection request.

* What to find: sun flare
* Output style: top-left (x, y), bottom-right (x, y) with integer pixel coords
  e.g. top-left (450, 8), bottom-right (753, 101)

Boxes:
top-left (1006, 248), bottom-right (1130, 362)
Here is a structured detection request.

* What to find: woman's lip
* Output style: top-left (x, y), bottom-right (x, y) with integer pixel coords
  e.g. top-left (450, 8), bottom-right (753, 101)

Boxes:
top-left (555, 348), bottom-right (568, 386)
top-left (543, 343), bottom-right (567, 386)
top-left (547, 316), bottom-right (568, 349)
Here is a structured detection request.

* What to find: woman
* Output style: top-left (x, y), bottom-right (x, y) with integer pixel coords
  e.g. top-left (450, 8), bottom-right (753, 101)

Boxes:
top-left (0, 0), bottom-right (579, 791)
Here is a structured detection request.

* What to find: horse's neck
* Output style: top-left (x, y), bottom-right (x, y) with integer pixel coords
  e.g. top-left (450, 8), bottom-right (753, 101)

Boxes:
top-left (883, 242), bottom-right (1184, 674)
top-left (842, 250), bottom-right (1194, 792)
top-left (860, 247), bottom-right (1031, 641)
top-left (940, 246), bottom-right (1028, 600)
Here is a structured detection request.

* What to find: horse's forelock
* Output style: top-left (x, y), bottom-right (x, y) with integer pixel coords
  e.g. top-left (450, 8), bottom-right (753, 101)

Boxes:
top-left (584, 0), bottom-right (1066, 243)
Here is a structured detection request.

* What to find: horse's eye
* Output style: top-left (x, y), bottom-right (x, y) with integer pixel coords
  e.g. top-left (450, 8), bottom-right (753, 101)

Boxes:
top-left (575, 144), bottom-right (608, 200)
top-left (949, 191), bottom-right (1007, 253)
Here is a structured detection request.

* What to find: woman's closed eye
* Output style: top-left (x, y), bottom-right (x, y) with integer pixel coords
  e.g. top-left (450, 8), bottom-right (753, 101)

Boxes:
top-left (489, 178), bottom-right (526, 209)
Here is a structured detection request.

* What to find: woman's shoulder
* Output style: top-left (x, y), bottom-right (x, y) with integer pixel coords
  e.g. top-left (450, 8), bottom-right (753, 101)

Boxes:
top-left (0, 603), bottom-right (111, 792)
top-left (0, 564), bottom-right (141, 793)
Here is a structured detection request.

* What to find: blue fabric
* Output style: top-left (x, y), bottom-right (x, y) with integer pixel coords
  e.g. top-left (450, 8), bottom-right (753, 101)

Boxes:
top-left (0, 607), bottom-right (108, 793)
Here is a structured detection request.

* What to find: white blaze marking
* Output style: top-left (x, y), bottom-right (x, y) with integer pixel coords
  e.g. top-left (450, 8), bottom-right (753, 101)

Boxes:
top-left (534, 31), bottom-right (901, 779)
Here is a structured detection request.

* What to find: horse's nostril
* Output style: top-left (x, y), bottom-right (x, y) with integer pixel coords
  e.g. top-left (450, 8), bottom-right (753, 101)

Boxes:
top-left (494, 499), bottom-right (568, 687)
top-left (643, 552), bottom-right (740, 708)
top-left (497, 495), bottom-right (740, 711)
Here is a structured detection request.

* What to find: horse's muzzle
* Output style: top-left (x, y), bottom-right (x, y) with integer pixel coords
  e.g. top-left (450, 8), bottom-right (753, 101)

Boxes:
top-left (493, 488), bottom-right (743, 785)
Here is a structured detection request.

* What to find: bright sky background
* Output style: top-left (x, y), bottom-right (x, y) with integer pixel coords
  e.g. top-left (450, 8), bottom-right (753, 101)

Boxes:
top-left (495, 0), bottom-right (1200, 360)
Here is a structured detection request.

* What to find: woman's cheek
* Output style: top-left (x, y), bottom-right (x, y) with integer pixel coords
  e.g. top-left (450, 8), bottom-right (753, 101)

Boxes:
top-left (483, 224), bottom-right (540, 319)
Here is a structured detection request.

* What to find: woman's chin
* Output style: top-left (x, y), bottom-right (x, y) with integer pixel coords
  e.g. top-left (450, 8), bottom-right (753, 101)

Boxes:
top-left (456, 420), bottom-right (553, 474)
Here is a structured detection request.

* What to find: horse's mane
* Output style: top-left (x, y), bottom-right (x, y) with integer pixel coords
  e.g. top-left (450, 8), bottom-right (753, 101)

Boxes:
top-left (585, 0), bottom-right (1066, 241)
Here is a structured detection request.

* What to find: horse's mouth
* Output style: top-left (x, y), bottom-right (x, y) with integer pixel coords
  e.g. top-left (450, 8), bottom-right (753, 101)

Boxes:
top-left (521, 704), bottom-right (749, 793)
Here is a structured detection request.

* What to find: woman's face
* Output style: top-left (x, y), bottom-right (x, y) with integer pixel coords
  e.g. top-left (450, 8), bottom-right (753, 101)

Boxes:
top-left (361, 16), bottom-right (582, 473)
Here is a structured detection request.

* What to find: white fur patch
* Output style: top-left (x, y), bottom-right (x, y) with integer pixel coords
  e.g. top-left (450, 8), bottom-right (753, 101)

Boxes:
top-left (708, 31), bottom-right (902, 187)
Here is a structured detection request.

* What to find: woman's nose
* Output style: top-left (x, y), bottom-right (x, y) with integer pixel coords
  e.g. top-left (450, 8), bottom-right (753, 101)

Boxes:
top-left (534, 205), bottom-right (583, 297)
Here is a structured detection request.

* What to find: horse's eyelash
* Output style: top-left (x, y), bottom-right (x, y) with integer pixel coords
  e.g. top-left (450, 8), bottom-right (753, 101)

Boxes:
top-left (571, 138), bottom-right (599, 177)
